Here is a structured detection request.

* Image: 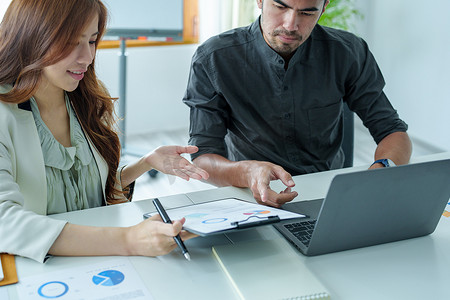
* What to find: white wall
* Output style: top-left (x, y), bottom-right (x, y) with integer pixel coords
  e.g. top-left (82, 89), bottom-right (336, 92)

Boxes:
top-left (96, 44), bottom-right (197, 134)
top-left (354, 0), bottom-right (450, 151)
top-left (198, 0), bottom-right (228, 43)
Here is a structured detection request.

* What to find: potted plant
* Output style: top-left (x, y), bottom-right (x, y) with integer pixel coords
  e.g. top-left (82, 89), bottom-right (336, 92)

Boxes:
top-left (319, 0), bottom-right (363, 31)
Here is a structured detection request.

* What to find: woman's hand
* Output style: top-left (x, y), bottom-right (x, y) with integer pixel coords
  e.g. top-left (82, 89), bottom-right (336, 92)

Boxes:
top-left (144, 145), bottom-right (209, 181)
top-left (48, 214), bottom-right (197, 258)
top-left (126, 214), bottom-right (197, 257)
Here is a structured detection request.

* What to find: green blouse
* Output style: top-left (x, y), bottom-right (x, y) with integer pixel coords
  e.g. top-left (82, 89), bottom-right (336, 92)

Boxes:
top-left (30, 95), bottom-right (103, 214)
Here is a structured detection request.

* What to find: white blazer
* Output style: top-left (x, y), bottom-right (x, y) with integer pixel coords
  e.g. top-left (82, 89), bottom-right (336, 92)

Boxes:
top-left (0, 85), bottom-right (124, 262)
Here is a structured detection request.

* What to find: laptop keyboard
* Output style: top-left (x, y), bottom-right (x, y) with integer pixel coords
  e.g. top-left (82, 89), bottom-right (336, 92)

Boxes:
top-left (284, 220), bottom-right (317, 247)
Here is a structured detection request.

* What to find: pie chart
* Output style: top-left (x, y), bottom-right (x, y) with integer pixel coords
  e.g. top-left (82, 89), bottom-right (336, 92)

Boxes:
top-left (37, 281), bottom-right (69, 298)
top-left (92, 270), bottom-right (125, 286)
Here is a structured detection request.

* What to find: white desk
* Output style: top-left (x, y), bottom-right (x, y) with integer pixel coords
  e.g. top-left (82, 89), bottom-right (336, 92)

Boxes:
top-left (2, 152), bottom-right (450, 300)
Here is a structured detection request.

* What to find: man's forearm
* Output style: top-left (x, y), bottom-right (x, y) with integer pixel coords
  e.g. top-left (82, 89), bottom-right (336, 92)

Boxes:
top-left (193, 154), bottom-right (250, 188)
top-left (374, 131), bottom-right (412, 165)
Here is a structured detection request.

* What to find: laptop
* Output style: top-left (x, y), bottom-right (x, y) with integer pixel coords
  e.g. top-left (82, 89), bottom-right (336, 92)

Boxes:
top-left (274, 159), bottom-right (450, 256)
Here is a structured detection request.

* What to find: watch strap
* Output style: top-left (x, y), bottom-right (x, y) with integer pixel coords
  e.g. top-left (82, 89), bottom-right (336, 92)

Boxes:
top-left (371, 159), bottom-right (396, 167)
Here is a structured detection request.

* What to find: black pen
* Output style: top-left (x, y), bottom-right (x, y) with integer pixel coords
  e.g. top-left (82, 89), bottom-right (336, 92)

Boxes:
top-left (152, 198), bottom-right (191, 261)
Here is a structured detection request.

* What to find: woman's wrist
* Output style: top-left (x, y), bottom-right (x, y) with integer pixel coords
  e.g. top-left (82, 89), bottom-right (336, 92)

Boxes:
top-left (121, 156), bottom-right (152, 187)
top-left (122, 226), bottom-right (137, 256)
top-left (142, 152), bottom-right (157, 172)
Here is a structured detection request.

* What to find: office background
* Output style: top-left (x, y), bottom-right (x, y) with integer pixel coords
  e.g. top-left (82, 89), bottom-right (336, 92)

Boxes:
top-left (1, 0), bottom-right (448, 198)
top-left (1, 0), bottom-right (447, 150)
top-left (97, 0), bottom-right (448, 152)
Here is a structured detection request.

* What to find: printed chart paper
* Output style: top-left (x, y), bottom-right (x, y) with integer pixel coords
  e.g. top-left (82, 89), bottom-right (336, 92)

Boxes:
top-left (16, 258), bottom-right (153, 300)
top-left (160, 198), bottom-right (304, 235)
top-left (443, 201), bottom-right (450, 218)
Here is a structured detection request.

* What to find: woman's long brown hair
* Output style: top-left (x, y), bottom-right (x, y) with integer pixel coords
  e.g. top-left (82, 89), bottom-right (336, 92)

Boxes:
top-left (0, 0), bottom-right (125, 203)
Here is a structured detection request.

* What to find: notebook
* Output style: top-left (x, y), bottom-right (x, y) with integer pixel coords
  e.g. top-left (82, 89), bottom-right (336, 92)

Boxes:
top-left (274, 159), bottom-right (450, 256)
top-left (212, 239), bottom-right (330, 300)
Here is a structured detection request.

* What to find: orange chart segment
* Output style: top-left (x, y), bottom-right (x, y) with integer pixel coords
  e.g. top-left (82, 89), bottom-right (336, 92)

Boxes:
top-left (243, 210), bottom-right (271, 216)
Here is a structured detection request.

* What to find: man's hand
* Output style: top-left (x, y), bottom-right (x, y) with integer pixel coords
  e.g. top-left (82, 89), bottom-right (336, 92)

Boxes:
top-left (192, 154), bottom-right (298, 208)
top-left (244, 161), bottom-right (298, 207)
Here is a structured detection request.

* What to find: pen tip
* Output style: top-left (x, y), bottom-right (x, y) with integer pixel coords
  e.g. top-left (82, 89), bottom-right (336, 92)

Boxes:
top-left (184, 252), bottom-right (191, 261)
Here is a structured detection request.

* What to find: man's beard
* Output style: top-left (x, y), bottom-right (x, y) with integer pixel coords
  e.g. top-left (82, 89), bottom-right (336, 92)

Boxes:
top-left (269, 29), bottom-right (303, 56)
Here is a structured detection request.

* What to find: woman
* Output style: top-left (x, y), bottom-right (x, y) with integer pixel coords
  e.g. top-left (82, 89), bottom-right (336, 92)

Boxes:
top-left (0, 0), bottom-right (208, 262)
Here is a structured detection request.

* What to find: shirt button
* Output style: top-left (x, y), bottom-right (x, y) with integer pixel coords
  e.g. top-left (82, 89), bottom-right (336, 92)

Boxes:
top-left (278, 59), bottom-right (284, 64)
top-left (286, 135), bottom-right (293, 141)
top-left (284, 113), bottom-right (290, 119)
top-left (283, 86), bottom-right (288, 91)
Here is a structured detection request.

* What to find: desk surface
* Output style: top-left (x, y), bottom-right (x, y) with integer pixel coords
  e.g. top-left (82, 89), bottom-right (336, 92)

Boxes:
top-left (3, 152), bottom-right (450, 300)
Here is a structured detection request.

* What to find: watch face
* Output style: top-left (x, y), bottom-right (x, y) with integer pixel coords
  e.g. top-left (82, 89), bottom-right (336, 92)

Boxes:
top-left (386, 159), bottom-right (396, 167)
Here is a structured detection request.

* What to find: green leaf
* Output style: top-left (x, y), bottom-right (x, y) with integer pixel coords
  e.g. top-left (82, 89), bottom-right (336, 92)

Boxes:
top-left (318, 0), bottom-right (363, 32)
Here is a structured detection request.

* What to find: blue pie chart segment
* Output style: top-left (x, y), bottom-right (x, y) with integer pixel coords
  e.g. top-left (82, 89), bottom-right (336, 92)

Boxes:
top-left (38, 281), bottom-right (69, 298)
top-left (92, 270), bottom-right (125, 286)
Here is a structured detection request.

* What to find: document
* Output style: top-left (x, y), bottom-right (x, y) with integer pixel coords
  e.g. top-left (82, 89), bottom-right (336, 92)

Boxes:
top-left (443, 202), bottom-right (450, 218)
top-left (16, 258), bottom-right (153, 300)
top-left (145, 198), bottom-right (304, 235)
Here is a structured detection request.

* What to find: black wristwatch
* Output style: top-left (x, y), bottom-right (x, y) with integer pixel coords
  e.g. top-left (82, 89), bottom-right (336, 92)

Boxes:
top-left (371, 159), bottom-right (396, 167)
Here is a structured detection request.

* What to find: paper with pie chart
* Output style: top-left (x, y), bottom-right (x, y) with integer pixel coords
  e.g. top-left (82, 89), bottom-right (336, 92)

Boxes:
top-left (162, 198), bottom-right (305, 235)
top-left (15, 258), bottom-right (153, 300)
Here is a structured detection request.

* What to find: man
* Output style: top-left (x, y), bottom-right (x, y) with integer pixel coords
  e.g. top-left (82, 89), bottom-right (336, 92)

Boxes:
top-left (183, 0), bottom-right (412, 207)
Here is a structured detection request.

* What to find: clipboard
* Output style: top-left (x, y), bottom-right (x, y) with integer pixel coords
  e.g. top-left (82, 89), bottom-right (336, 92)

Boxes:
top-left (0, 253), bottom-right (18, 286)
top-left (143, 198), bottom-right (305, 236)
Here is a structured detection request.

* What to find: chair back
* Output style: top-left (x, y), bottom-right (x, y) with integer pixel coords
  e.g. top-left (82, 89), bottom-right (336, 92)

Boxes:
top-left (342, 103), bottom-right (354, 168)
